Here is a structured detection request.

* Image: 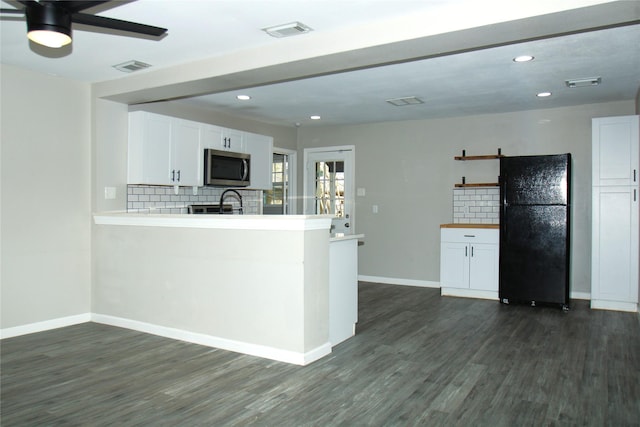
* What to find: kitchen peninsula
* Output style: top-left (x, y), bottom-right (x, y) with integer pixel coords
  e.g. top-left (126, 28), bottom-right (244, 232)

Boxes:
top-left (93, 213), bottom-right (363, 365)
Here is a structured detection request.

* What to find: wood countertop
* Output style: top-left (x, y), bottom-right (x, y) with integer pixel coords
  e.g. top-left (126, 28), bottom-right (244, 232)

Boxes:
top-left (440, 223), bottom-right (499, 229)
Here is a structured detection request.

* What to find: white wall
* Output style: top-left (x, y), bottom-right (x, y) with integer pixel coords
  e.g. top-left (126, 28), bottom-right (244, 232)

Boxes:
top-left (1, 64), bottom-right (91, 329)
top-left (297, 100), bottom-right (635, 293)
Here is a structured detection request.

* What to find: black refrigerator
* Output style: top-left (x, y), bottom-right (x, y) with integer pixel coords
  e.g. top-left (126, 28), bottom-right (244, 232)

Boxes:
top-left (499, 154), bottom-right (571, 310)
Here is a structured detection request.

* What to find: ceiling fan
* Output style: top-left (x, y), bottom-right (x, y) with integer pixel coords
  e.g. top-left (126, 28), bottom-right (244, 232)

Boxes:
top-left (0, 0), bottom-right (167, 48)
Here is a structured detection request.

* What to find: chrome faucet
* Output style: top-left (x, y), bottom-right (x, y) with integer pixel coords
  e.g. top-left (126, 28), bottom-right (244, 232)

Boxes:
top-left (219, 189), bottom-right (243, 214)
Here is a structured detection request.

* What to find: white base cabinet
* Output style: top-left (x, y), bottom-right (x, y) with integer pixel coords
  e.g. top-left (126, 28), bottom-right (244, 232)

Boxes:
top-left (440, 227), bottom-right (499, 300)
top-left (591, 115), bottom-right (639, 313)
top-left (329, 237), bottom-right (360, 346)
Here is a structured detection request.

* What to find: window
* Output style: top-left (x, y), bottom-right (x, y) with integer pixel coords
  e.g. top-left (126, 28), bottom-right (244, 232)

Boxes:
top-left (314, 161), bottom-right (345, 217)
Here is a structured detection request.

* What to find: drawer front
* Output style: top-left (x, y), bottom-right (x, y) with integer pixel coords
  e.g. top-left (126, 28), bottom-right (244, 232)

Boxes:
top-left (441, 228), bottom-right (499, 244)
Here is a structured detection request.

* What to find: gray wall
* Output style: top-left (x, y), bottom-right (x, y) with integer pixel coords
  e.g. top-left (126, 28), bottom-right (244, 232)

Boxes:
top-left (297, 101), bottom-right (635, 293)
top-left (1, 64), bottom-right (92, 329)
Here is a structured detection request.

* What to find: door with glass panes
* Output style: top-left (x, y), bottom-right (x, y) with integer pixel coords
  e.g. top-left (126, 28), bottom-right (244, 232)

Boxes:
top-left (304, 147), bottom-right (354, 234)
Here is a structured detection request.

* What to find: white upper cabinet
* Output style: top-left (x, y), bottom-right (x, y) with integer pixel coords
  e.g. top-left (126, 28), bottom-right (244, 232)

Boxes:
top-left (128, 111), bottom-right (202, 187)
top-left (171, 118), bottom-right (202, 186)
top-left (592, 116), bottom-right (639, 187)
top-left (222, 128), bottom-right (244, 152)
top-left (244, 131), bottom-right (274, 190)
top-left (201, 124), bottom-right (245, 152)
top-left (128, 111), bottom-right (172, 185)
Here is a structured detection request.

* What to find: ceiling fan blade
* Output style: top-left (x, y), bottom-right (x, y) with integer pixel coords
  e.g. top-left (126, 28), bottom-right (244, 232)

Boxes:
top-left (0, 8), bottom-right (24, 14)
top-left (71, 12), bottom-right (167, 37)
top-left (58, 1), bottom-right (113, 14)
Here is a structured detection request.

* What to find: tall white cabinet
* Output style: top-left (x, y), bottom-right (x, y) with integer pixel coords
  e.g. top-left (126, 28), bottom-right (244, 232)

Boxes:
top-left (591, 115), bottom-right (639, 312)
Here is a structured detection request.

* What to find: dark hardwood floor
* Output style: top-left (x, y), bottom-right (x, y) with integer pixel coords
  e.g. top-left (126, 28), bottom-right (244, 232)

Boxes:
top-left (2, 283), bottom-right (639, 426)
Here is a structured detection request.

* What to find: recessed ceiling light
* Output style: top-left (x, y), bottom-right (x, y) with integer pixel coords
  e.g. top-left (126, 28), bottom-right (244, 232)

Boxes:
top-left (310, 115), bottom-right (321, 120)
top-left (236, 95), bottom-right (251, 101)
top-left (513, 55), bottom-right (534, 62)
top-left (537, 92), bottom-right (552, 97)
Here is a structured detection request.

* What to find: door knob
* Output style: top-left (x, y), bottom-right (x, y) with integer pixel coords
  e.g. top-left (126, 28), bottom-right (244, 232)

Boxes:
top-left (345, 223), bottom-right (350, 228)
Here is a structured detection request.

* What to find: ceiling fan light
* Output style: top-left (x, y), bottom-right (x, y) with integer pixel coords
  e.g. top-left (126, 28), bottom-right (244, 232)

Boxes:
top-left (25, 3), bottom-right (72, 48)
top-left (27, 29), bottom-right (71, 48)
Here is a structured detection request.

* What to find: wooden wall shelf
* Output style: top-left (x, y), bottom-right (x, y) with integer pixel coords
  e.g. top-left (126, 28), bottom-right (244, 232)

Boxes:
top-left (454, 154), bottom-right (504, 161)
top-left (455, 183), bottom-right (499, 188)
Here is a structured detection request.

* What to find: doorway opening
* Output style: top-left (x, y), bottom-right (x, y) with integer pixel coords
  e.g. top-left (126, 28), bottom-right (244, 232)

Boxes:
top-left (304, 146), bottom-right (355, 234)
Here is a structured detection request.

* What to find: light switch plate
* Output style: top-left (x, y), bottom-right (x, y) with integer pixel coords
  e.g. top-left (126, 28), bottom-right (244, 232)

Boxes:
top-left (357, 187), bottom-right (366, 197)
top-left (104, 187), bottom-right (116, 199)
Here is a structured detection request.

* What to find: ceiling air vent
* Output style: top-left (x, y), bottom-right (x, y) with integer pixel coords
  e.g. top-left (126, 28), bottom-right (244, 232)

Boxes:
top-left (262, 22), bottom-right (313, 38)
top-left (565, 77), bottom-right (601, 88)
top-left (113, 60), bottom-right (152, 73)
top-left (386, 96), bottom-right (424, 107)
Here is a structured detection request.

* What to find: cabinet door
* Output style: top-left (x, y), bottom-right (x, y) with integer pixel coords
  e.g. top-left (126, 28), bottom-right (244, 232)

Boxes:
top-left (128, 112), bottom-right (173, 185)
top-left (592, 116), bottom-right (639, 186)
top-left (222, 128), bottom-right (244, 152)
top-left (201, 124), bottom-right (223, 150)
top-left (469, 243), bottom-right (499, 291)
top-left (440, 242), bottom-right (470, 289)
top-left (244, 132), bottom-right (273, 190)
top-left (171, 119), bottom-right (202, 186)
top-left (592, 186), bottom-right (639, 303)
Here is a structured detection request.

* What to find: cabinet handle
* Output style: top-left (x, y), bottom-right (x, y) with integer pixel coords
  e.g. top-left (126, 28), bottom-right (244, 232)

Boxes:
top-left (635, 189), bottom-right (637, 202)
top-left (465, 246), bottom-right (468, 257)
top-left (634, 169), bottom-right (637, 183)
top-left (464, 234), bottom-right (475, 238)
top-left (471, 246), bottom-right (474, 257)
top-left (171, 169), bottom-right (175, 182)
top-left (177, 170), bottom-right (181, 182)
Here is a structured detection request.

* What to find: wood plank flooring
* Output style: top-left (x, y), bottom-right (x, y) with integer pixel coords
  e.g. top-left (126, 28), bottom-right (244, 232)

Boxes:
top-left (2, 283), bottom-right (639, 426)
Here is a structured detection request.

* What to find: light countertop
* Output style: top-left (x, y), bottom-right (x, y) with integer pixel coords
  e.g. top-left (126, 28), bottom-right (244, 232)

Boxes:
top-left (440, 223), bottom-right (499, 229)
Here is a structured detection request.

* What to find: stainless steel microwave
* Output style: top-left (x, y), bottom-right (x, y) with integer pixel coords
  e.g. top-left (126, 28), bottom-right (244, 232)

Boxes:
top-left (204, 149), bottom-right (251, 187)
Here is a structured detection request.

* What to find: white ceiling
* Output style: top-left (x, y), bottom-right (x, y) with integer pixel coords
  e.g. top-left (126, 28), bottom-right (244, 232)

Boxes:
top-left (1, 0), bottom-right (639, 127)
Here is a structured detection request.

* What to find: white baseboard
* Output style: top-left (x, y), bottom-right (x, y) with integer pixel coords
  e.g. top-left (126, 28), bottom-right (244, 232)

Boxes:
top-left (0, 313), bottom-right (91, 340)
top-left (441, 287), bottom-right (498, 301)
top-left (91, 313), bottom-right (331, 366)
top-left (590, 299), bottom-right (639, 313)
top-left (571, 291), bottom-right (591, 300)
top-left (358, 275), bottom-right (440, 288)
top-left (359, 276), bottom-right (592, 302)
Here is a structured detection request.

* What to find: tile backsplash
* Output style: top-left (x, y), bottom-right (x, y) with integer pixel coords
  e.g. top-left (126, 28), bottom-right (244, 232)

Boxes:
top-left (127, 185), bottom-right (261, 214)
top-left (453, 187), bottom-right (499, 224)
